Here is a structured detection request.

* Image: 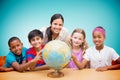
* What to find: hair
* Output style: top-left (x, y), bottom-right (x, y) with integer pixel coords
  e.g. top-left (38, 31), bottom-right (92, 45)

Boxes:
top-left (70, 28), bottom-right (89, 54)
top-left (50, 13), bottom-right (64, 24)
top-left (92, 26), bottom-right (106, 36)
top-left (28, 29), bottom-right (43, 42)
top-left (96, 26), bottom-right (105, 31)
top-left (46, 13), bottom-right (64, 42)
top-left (8, 36), bottom-right (21, 47)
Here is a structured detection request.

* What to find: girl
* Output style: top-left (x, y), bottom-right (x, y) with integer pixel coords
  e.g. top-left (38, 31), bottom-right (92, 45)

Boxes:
top-left (40, 13), bottom-right (70, 45)
top-left (68, 28), bottom-right (88, 69)
top-left (75, 26), bottom-right (120, 71)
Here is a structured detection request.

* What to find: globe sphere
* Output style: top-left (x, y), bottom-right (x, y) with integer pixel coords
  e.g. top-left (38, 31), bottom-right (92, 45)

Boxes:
top-left (42, 40), bottom-right (71, 70)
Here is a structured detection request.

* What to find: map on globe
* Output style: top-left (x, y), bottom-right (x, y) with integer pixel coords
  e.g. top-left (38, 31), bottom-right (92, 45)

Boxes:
top-left (42, 40), bottom-right (71, 70)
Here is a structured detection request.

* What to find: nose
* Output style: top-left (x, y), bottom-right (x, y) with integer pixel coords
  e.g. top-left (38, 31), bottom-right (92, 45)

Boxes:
top-left (15, 46), bottom-right (19, 51)
top-left (56, 25), bottom-right (60, 28)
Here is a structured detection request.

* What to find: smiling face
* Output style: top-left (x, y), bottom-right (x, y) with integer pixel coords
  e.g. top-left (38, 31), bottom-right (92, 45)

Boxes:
top-left (51, 18), bottom-right (63, 35)
top-left (9, 39), bottom-right (23, 56)
top-left (71, 32), bottom-right (84, 47)
top-left (30, 36), bottom-right (43, 48)
top-left (93, 31), bottom-right (105, 48)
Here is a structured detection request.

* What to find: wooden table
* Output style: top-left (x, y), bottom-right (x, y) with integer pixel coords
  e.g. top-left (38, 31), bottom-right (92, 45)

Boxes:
top-left (0, 68), bottom-right (120, 80)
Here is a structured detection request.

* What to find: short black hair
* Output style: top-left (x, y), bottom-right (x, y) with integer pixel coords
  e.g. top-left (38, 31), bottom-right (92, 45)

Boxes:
top-left (8, 37), bottom-right (21, 47)
top-left (28, 29), bottom-right (43, 42)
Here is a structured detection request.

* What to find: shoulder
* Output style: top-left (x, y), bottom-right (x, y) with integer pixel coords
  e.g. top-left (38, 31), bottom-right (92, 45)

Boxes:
top-left (26, 47), bottom-right (36, 55)
top-left (59, 27), bottom-right (69, 36)
top-left (40, 27), bottom-right (49, 37)
top-left (21, 47), bottom-right (28, 55)
top-left (61, 27), bottom-right (69, 33)
top-left (86, 46), bottom-right (95, 52)
top-left (6, 51), bottom-right (14, 57)
top-left (103, 45), bottom-right (118, 55)
top-left (104, 45), bottom-right (116, 52)
top-left (22, 47), bottom-right (28, 51)
top-left (40, 27), bottom-right (48, 32)
top-left (6, 51), bottom-right (15, 60)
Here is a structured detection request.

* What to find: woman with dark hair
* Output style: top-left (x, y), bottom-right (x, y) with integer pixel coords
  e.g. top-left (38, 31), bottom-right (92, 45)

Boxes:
top-left (40, 13), bottom-right (70, 45)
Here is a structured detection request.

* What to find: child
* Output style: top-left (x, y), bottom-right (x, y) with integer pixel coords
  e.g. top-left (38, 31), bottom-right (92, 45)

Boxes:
top-left (0, 37), bottom-right (36, 72)
top-left (26, 29), bottom-right (49, 70)
top-left (68, 28), bottom-right (88, 69)
top-left (74, 26), bottom-right (120, 71)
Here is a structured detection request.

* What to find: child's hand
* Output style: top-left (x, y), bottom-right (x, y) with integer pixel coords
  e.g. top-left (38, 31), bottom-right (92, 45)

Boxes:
top-left (71, 54), bottom-right (76, 60)
top-left (0, 67), bottom-right (5, 72)
top-left (0, 67), bottom-right (13, 72)
top-left (33, 52), bottom-right (43, 62)
top-left (96, 67), bottom-right (108, 71)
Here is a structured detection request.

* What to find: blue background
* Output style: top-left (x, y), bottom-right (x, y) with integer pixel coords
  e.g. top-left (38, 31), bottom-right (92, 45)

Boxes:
top-left (0, 0), bottom-right (120, 56)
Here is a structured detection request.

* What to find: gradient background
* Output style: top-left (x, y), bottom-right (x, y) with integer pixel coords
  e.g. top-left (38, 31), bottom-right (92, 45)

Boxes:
top-left (0, 0), bottom-right (120, 56)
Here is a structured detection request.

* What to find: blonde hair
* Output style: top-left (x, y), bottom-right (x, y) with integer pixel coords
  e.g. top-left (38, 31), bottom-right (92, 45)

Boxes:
top-left (70, 28), bottom-right (89, 54)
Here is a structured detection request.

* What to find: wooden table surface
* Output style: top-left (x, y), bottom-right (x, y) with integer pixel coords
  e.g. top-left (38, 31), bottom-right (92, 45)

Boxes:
top-left (0, 68), bottom-right (120, 80)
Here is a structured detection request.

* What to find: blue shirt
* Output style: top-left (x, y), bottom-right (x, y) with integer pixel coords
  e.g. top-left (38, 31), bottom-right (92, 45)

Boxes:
top-left (4, 47), bottom-right (27, 68)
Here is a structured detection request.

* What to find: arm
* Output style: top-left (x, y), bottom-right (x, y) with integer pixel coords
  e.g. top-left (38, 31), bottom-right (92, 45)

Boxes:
top-left (33, 65), bottom-right (50, 71)
top-left (27, 51), bottom-right (45, 71)
top-left (12, 59), bottom-right (37, 72)
top-left (72, 54), bottom-right (88, 69)
top-left (96, 58), bottom-right (120, 71)
top-left (0, 67), bottom-right (14, 72)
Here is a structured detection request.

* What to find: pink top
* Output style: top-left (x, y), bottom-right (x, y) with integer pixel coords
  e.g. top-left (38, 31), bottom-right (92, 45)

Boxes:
top-left (68, 49), bottom-right (83, 69)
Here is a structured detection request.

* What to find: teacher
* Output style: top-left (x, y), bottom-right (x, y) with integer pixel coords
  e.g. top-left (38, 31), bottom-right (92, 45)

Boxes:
top-left (40, 13), bottom-right (70, 45)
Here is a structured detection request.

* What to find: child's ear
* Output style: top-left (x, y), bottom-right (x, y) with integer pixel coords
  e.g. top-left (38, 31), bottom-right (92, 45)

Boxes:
top-left (70, 36), bottom-right (72, 40)
top-left (42, 38), bottom-right (44, 43)
top-left (104, 36), bottom-right (106, 39)
top-left (21, 42), bottom-right (23, 46)
top-left (82, 39), bottom-right (85, 43)
top-left (69, 36), bottom-right (72, 44)
top-left (9, 47), bottom-right (11, 51)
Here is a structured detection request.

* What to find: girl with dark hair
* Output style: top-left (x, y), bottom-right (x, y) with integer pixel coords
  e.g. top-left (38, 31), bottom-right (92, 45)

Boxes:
top-left (40, 13), bottom-right (70, 45)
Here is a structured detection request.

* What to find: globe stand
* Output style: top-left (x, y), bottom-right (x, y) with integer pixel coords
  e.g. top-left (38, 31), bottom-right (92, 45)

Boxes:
top-left (47, 69), bottom-right (64, 78)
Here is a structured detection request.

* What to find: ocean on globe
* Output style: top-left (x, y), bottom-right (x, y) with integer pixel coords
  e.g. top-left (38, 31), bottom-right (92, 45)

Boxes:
top-left (42, 40), bottom-right (71, 70)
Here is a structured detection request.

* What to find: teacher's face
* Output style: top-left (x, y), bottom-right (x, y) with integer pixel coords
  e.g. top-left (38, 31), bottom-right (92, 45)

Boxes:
top-left (51, 18), bottom-right (63, 34)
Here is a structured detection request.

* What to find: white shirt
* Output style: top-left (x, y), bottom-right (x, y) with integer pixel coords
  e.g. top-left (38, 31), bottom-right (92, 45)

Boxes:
top-left (83, 45), bottom-right (119, 69)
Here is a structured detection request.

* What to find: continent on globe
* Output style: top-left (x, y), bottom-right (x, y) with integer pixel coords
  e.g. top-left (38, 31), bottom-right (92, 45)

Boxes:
top-left (42, 40), bottom-right (71, 78)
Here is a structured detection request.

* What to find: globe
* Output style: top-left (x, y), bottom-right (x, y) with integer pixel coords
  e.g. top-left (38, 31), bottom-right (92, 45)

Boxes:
top-left (42, 40), bottom-right (71, 78)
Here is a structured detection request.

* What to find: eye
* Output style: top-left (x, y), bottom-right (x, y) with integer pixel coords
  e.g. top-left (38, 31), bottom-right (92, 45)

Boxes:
top-left (93, 36), bottom-right (96, 39)
top-left (59, 24), bottom-right (63, 26)
top-left (11, 46), bottom-right (15, 49)
top-left (54, 23), bottom-right (57, 25)
top-left (36, 37), bottom-right (40, 40)
top-left (79, 38), bottom-right (82, 40)
top-left (31, 39), bottom-right (35, 42)
top-left (17, 44), bottom-right (20, 47)
top-left (74, 36), bottom-right (77, 39)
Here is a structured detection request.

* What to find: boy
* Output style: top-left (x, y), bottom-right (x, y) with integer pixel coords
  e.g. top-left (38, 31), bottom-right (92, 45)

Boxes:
top-left (26, 29), bottom-right (49, 70)
top-left (0, 37), bottom-right (37, 72)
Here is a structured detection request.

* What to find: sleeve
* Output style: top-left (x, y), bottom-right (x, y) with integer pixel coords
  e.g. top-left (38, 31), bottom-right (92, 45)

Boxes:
top-left (83, 48), bottom-right (90, 61)
top-left (26, 49), bottom-right (34, 62)
top-left (60, 27), bottom-right (70, 46)
top-left (6, 53), bottom-right (17, 67)
top-left (22, 47), bottom-right (28, 60)
top-left (110, 48), bottom-right (119, 61)
top-left (40, 27), bottom-right (47, 38)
